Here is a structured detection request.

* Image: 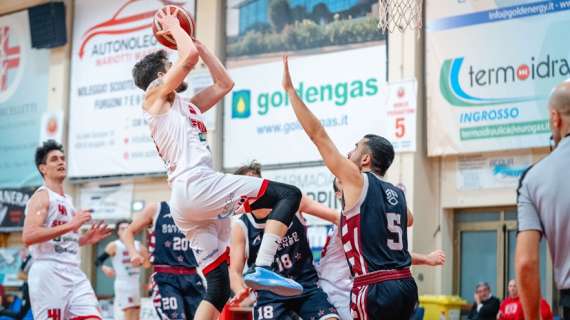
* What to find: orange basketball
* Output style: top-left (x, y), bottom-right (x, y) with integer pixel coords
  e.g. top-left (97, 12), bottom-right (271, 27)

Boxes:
top-left (152, 5), bottom-right (195, 50)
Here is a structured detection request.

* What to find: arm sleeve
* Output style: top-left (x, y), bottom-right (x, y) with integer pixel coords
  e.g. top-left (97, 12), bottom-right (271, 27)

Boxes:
top-left (95, 252), bottom-right (110, 267)
top-left (517, 173), bottom-right (543, 233)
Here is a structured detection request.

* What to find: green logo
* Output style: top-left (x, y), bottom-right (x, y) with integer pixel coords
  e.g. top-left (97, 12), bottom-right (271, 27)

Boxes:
top-left (231, 90), bottom-right (251, 119)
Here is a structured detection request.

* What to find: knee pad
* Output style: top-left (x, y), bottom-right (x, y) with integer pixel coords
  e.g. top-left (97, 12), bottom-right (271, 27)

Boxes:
top-left (251, 181), bottom-right (302, 226)
top-left (204, 262), bottom-right (231, 312)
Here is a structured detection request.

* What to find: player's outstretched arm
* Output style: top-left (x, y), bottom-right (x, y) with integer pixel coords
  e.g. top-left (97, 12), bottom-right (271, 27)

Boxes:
top-left (147, 8), bottom-right (199, 102)
top-left (122, 203), bottom-right (156, 266)
top-left (190, 40), bottom-right (234, 113)
top-left (282, 56), bottom-right (362, 208)
top-left (299, 195), bottom-right (340, 225)
top-left (411, 250), bottom-right (446, 266)
top-left (229, 221), bottom-right (248, 295)
top-left (23, 190), bottom-right (90, 246)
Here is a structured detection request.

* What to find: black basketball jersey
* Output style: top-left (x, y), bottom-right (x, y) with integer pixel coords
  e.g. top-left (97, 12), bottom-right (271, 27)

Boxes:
top-left (340, 172), bottom-right (411, 276)
top-left (238, 212), bottom-right (319, 289)
top-left (149, 201), bottom-right (198, 268)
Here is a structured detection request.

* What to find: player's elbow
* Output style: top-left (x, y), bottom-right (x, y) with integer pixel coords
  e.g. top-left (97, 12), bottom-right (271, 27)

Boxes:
top-left (219, 79), bottom-right (235, 94)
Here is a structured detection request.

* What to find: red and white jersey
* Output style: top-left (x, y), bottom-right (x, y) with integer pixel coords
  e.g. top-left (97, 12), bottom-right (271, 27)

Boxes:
top-left (318, 225), bottom-right (352, 319)
top-left (25, 186), bottom-right (80, 266)
top-left (318, 225), bottom-right (352, 289)
top-left (144, 94), bottom-right (213, 183)
top-left (111, 240), bottom-right (141, 286)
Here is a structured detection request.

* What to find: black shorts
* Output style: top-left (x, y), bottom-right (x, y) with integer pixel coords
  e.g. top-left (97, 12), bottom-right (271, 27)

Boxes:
top-left (351, 277), bottom-right (418, 320)
top-left (254, 287), bottom-right (339, 320)
top-left (151, 272), bottom-right (205, 320)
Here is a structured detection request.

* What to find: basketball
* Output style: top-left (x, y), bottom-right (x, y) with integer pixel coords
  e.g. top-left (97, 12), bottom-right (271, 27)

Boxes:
top-left (152, 5), bottom-right (195, 50)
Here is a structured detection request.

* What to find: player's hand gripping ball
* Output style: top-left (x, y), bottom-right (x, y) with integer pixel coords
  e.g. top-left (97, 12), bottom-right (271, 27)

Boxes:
top-left (152, 5), bottom-right (195, 49)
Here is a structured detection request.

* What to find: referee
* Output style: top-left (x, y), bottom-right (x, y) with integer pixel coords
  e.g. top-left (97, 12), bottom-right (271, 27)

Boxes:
top-left (516, 80), bottom-right (570, 320)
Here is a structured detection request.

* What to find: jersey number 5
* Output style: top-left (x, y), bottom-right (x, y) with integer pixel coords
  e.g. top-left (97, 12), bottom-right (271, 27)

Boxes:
top-left (386, 213), bottom-right (403, 250)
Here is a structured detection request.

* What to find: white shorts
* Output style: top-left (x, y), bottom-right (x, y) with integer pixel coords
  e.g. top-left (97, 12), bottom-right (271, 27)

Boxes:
top-left (174, 217), bottom-right (232, 274)
top-left (29, 260), bottom-right (101, 320)
top-left (115, 282), bottom-right (141, 310)
top-left (170, 170), bottom-right (265, 221)
top-left (318, 279), bottom-right (352, 320)
top-left (170, 171), bottom-right (265, 273)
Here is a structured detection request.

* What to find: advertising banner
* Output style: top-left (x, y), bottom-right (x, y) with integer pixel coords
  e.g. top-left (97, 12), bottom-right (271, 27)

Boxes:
top-left (79, 183), bottom-right (133, 220)
top-left (0, 187), bottom-right (35, 232)
top-left (425, 1), bottom-right (569, 155)
top-left (224, 45), bottom-right (393, 167)
top-left (225, 0), bottom-right (384, 65)
top-left (456, 153), bottom-right (533, 190)
top-left (69, 0), bottom-right (196, 178)
top-left (0, 11), bottom-right (50, 187)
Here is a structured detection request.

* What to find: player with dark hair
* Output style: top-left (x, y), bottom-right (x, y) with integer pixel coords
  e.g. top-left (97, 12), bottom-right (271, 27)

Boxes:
top-left (229, 164), bottom-right (340, 320)
top-left (23, 140), bottom-right (112, 320)
top-left (233, 161), bottom-right (262, 177)
top-left (318, 179), bottom-right (446, 320)
top-left (133, 9), bottom-right (309, 319)
top-left (96, 219), bottom-right (149, 320)
top-left (283, 57), bottom-right (418, 319)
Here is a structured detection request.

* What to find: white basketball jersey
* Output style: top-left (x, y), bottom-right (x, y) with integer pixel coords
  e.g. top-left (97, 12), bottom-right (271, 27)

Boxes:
top-left (144, 94), bottom-right (213, 182)
top-left (318, 225), bottom-right (352, 294)
top-left (26, 186), bottom-right (80, 266)
top-left (111, 240), bottom-right (141, 285)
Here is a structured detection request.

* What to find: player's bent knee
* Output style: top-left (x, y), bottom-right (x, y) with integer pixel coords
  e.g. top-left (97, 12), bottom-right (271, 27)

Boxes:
top-left (204, 262), bottom-right (231, 311)
top-left (266, 182), bottom-right (302, 225)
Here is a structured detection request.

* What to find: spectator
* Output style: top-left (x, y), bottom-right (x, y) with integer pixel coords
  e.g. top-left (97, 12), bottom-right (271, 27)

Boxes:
top-left (0, 285), bottom-right (18, 319)
top-left (516, 80), bottom-right (570, 320)
top-left (498, 279), bottom-right (552, 320)
top-left (468, 282), bottom-right (500, 320)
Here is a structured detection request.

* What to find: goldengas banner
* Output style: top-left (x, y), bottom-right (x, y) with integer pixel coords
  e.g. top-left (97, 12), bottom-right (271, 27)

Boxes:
top-left (425, 1), bottom-right (568, 155)
top-left (68, 0), bottom-right (195, 178)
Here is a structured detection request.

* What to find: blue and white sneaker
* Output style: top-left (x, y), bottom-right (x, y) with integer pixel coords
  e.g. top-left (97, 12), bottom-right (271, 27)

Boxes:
top-left (243, 266), bottom-right (303, 297)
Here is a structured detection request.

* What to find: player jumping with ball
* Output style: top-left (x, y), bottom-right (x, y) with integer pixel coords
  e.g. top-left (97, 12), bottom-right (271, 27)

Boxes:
top-left (132, 7), bottom-right (309, 320)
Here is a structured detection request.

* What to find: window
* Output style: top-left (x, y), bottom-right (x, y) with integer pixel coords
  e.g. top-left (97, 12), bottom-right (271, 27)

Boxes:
top-left (454, 208), bottom-right (550, 302)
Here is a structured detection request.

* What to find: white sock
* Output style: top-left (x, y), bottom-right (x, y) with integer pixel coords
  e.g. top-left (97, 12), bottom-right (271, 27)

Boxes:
top-left (255, 233), bottom-right (281, 267)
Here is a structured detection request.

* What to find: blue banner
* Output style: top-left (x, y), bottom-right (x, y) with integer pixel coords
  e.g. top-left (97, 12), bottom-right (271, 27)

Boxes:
top-left (428, 0), bottom-right (570, 31)
top-left (0, 11), bottom-right (50, 187)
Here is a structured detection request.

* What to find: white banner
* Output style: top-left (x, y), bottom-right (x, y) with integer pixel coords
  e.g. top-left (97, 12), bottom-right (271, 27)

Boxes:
top-left (79, 183), bottom-right (133, 220)
top-left (426, 1), bottom-right (568, 155)
top-left (456, 154), bottom-right (532, 190)
top-left (224, 45), bottom-right (392, 167)
top-left (385, 80), bottom-right (417, 152)
top-left (68, 0), bottom-right (195, 178)
top-left (262, 166), bottom-right (340, 225)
